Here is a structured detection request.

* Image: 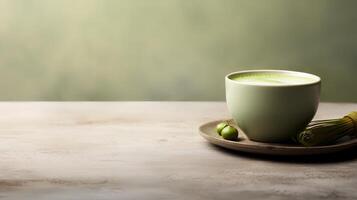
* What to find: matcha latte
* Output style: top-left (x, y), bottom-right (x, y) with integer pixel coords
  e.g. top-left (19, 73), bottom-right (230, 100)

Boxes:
top-left (225, 70), bottom-right (321, 142)
top-left (230, 71), bottom-right (318, 86)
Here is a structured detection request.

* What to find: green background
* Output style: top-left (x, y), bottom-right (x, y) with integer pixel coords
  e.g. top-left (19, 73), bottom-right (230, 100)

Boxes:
top-left (0, 0), bottom-right (356, 101)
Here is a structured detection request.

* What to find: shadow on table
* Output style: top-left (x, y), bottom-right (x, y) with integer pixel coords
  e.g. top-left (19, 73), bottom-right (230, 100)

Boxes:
top-left (207, 143), bottom-right (357, 164)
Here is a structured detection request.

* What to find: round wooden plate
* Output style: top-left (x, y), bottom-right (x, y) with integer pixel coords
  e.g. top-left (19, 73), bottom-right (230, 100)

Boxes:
top-left (199, 119), bottom-right (357, 156)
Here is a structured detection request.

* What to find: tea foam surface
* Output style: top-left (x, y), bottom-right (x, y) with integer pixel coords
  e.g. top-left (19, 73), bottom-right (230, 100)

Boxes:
top-left (231, 72), bottom-right (316, 85)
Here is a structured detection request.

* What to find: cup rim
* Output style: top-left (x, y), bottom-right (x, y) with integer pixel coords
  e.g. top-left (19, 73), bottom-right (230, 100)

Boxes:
top-left (226, 69), bottom-right (321, 87)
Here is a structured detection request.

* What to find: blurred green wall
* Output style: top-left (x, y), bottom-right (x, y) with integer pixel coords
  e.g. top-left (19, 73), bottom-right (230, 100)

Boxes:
top-left (0, 0), bottom-right (356, 101)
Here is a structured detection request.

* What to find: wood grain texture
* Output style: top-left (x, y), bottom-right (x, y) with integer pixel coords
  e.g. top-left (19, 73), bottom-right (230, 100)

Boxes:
top-left (0, 102), bottom-right (356, 200)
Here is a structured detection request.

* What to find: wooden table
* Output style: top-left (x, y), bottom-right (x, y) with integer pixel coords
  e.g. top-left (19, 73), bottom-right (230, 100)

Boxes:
top-left (0, 102), bottom-right (356, 200)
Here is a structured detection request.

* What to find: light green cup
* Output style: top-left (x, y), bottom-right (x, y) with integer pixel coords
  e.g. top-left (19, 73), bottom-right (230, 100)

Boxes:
top-left (225, 70), bottom-right (321, 143)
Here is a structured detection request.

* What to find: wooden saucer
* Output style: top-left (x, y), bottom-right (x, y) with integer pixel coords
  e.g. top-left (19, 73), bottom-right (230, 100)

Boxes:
top-left (199, 119), bottom-right (357, 156)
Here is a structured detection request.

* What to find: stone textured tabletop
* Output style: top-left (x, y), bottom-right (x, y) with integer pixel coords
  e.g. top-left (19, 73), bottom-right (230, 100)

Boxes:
top-left (0, 102), bottom-right (357, 200)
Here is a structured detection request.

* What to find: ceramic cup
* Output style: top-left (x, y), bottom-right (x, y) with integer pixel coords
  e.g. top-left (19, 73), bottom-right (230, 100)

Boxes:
top-left (225, 70), bottom-right (321, 143)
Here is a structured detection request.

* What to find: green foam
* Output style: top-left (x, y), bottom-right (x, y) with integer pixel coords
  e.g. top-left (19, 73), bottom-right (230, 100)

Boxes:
top-left (231, 72), bottom-right (316, 85)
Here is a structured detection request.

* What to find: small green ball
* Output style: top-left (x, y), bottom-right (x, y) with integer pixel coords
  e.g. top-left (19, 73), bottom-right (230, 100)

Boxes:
top-left (216, 122), bottom-right (228, 135)
top-left (221, 126), bottom-right (238, 141)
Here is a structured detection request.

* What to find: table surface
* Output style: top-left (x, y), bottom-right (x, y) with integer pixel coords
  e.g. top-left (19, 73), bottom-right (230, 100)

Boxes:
top-left (1, 102), bottom-right (357, 200)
